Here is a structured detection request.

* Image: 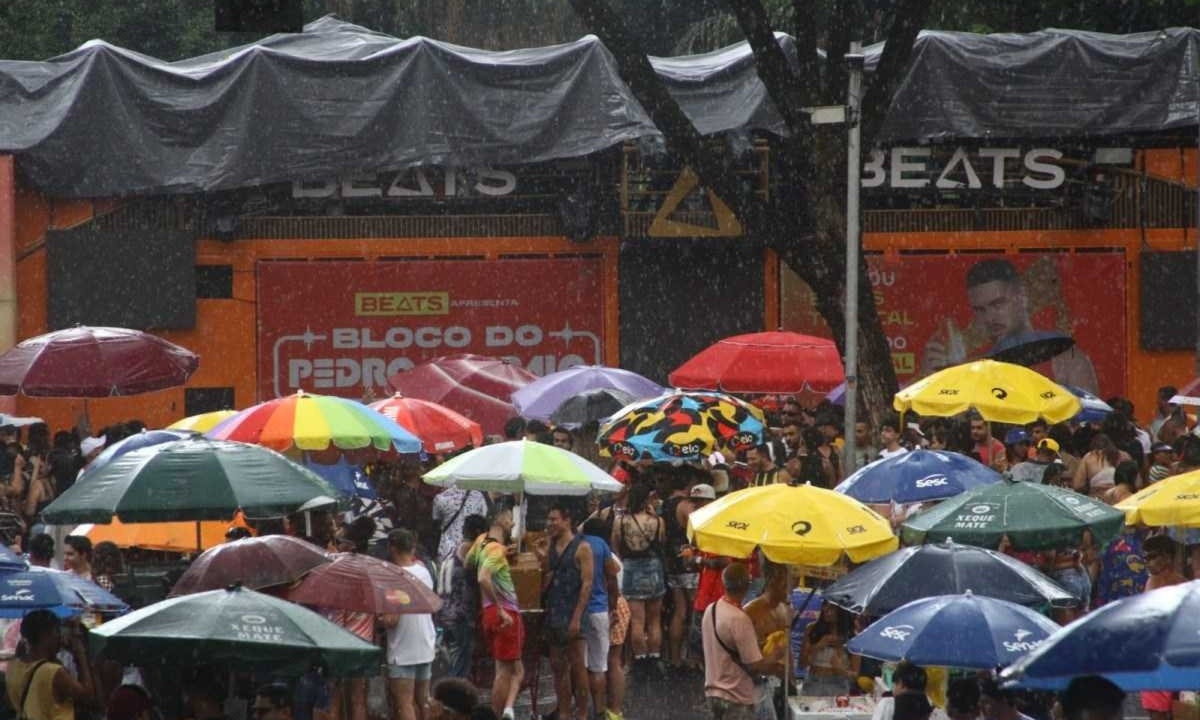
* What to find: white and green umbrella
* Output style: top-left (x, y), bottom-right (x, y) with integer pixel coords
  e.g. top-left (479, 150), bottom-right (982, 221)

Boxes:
top-left (423, 439), bottom-right (622, 495)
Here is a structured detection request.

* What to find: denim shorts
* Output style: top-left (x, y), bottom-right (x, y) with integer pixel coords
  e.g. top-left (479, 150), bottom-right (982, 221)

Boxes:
top-left (387, 662), bottom-right (432, 680)
top-left (622, 556), bottom-right (666, 600)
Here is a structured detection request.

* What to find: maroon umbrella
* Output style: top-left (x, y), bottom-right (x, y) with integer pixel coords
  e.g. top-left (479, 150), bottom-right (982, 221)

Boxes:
top-left (281, 552), bottom-right (442, 615)
top-left (0, 326), bottom-right (199, 397)
top-left (387, 354), bottom-right (536, 437)
top-left (169, 535), bottom-right (331, 596)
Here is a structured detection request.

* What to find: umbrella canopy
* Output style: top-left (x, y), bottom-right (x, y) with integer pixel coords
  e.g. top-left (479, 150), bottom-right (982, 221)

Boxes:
top-left (0, 326), bottom-right (198, 397)
top-left (597, 391), bottom-right (766, 461)
top-left (81, 429), bottom-right (196, 481)
top-left (367, 393), bottom-right (483, 454)
top-left (41, 437), bottom-right (341, 524)
top-left (1002, 579), bottom-right (1200, 690)
top-left (282, 553), bottom-right (442, 615)
top-left (550, 388), bottom-right (637, 427)
top-left (167, 410), bottom-right (238, 433)
top-left (821, 540), bottom-right (1076, 615)
top-left (208, 391), bottom-right (420, 463)
top-left (847, 592), bottom-right (1059, 669)
top-left (171, 535), bottom-right (331, 596)
top-left (668, 331), bottom-right (844, 395)
top-left (686, 483), bottom-right (898, 566)
top-left (304, 457), bottom-right (377, 499)
top-left (0, 566), bottom-right (128, 618)
top-left (511, 365), bottom-right (664, 421)
top-left (986, 330), bottom-right (1076, 367)
top-left (1168, 376), bottom-right (1200, 407)
top-left (423, 439), bottom-right (622, 495)
top-left (835, 449), bottom-right (1003, 505)
top-left (89, 585), bottom-right (382, 677)
top-left (388, 354), bottom-right (536, 436)
top-left (1066, 385), bottom-right (1113, 424)
top-left (75, 515), bottom-right (253, 553)
top-left (0, 544), bottom-right (26, 571)
top-left (900, 478), bottom-right (1126, 551)
top-left (1114, 468), bottom-right (1200, 527)
top-left (893, 359), bottom-right (1081, 424)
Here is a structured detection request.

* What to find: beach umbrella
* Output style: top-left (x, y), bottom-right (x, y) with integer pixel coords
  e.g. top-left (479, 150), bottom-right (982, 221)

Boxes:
top-left (74, 514), bottom-right (253, 553)
top-left (387, 354), bottom-right (536, 436)
top-left (170, 535), bottom-right (331, 596)
top-left (1114, 468), bottom-right (1200, 528)
top-left (1003, 579), bottom-right (1200, 690)
top-left (668, 331), bottom-right (844, 396)
top-left (423, 439), bottom-right (622, 495)
top-left (281, 553), bottom-right (442, 615)
top-left (0, 566), bottom-right (128, 618)
top-left (80, 429), bottom-right (196, 480)
top-left (893, 359), bottom-right (1081, 424)
top-left (367, 393), bottom-right (482, 454)
top-left (597, 390), bottom-right (765, 461)
top-left (549, 388), bottom-right (638, 427)
top-left (900, 478), bottom-right (1125, 552)
top-left (821, 540), bottom-right (1075, 615)
top-left (686, 483), bottom-right (898, 566)
top-left (167, 410), bottom-right (237, 433)
top-left (1065, 385), bottom-right (1113, 424)
top-left (89, 585), bottom-right (381, 677)
top-left (847, 592), bottom-right (1058, 669)
top-left (835, 449), bottom-right (1002, 505)
top-left (512, 365), bottom-right (663, 421)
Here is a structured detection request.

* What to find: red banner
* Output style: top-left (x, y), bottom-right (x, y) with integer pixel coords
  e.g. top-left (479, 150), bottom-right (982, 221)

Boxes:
top-left (257, 258), bottom-right (605, 400)
top-left (781, 253), bottom-right (1127, 396)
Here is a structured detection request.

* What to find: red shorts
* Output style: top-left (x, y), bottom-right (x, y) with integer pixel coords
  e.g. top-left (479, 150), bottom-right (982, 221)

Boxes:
top-left (481, 605), bottom-right (525, 662)
top-left (1141, 691), bottom-right (1174, 713)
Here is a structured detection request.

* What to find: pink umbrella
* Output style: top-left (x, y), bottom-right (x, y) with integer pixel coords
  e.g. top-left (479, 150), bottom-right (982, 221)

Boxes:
top-left (388, 354), bottom-right (536, 436)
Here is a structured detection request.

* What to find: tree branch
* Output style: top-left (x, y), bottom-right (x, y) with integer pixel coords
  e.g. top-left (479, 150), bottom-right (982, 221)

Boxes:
top-left (860, 0), bottom-right (933, 145)
top-left (726, 0), bottom-right (809, 137)
top-left (790, 0), bottom-right (820, 106)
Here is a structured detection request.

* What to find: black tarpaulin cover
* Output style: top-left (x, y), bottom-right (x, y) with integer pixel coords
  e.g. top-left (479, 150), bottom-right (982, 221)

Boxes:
top-left (0, 16), bottom-right (1196, 198)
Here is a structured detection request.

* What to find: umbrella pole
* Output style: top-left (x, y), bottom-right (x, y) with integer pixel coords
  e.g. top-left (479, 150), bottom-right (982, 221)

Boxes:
top-left (196, 521), bottom-right (202, 553)
top-left (788, 582), bottom-right (819, 704)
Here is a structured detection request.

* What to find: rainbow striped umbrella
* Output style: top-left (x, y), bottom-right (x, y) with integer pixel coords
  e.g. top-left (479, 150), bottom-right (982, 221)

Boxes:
top-left (207, 391), bottom-right (421, 463)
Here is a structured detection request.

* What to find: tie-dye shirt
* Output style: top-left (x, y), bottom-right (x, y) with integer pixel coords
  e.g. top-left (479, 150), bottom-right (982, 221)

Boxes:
top-left (468, 536), bottom-right (519, 612)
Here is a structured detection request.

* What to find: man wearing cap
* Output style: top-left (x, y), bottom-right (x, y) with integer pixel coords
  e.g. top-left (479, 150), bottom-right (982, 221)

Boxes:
top-left (1005, 430), bottom-right (1038, 482)
top-left (1010, 438), bottom-right (1060, 484)
top-left (1147, 442), bottom-right (1175, 484)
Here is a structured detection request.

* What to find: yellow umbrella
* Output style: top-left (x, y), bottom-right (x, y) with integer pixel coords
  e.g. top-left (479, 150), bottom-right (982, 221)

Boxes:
top-left (893, 359), bottom-right (1081, 424)
top-left (1115, 469), bottom-right (1200, 527)
top-left (167, 410), bottom-right (237, 433)
top-left (686, 483), bottom-right (898, 566)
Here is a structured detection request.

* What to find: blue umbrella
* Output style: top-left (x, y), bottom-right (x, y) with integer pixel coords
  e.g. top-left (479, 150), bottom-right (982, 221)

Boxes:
top-left (511, 365), bottom-right (664, 421)
top-left (0, 566), bottom-right (128, 618)
top-left (0, 544), bottom-right (26, 571)
top-left (835, 449), bottom-right (1003, 504)
top-left (304, 458), bottom-right (377, 499)
top-left (82, 430), bottom-right (196, 481)
top-left (847, 592), bottom-right (1059, 669)
top-left (1003, 580), bottom-right (1200, 690)
top-left (1066, 385), bottom-right (1113, 424)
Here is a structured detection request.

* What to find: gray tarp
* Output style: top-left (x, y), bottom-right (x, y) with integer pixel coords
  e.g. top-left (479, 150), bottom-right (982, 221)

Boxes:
top-left (0, 16), bottom-right (1196, 198)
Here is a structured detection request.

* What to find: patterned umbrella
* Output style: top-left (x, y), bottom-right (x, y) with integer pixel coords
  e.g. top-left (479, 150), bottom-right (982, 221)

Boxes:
top-left (597, 391), bottom-right (765, 461)
top-left (167, 410), bottom-right (238, 433)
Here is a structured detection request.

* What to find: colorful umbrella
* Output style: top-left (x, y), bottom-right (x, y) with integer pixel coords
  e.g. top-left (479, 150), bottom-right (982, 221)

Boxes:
top-left (89, 585), bottom-right (382, 677)
top-left (835, 449), bottom-right (1003, 505)
top-left (1002, 579), bottom-right (1200, 690)
top-left (167, 410), bottom-right (238, 433)
top-left (80, 429), bottom-right (196, 481)
top-left (423, 439), bottom-right (623, 495)
top-left (668, 331), bottom-right (844, 395)
top-left (170, 535), bottom-right (331, 596)
top-left (75, 515), bottom-right (253, 553)
top-left (900, 478), bottom-right (1126, 551)
top-left (42, 437), bottom-right (341, 524)
top-left (207, 390), bottom-right (421, 463)
top-left (0, 566), bottom-right (128, 618)
top-left (0, 326), bottom-right (198, 397)
top-left (821, 540), bottom-right (1076, 615)
top-left (511, 365), bottom-right (664, 421)
top-left (847, 592), bottom-right (1059, 669)
top-left (1114, 468), bottom-right (1200, 527)
top-left (550, 388), bottom-right (637, 427)
top-left (893, 359), bottom-right (1081, 424)
top-left (597, 390), bottom-right (766, 461)
top-left (388, 354), bottom-right (537, 436)
top-left (686, 483), bottom-right (898, 566)
top-left (368, 393), bottom-right (483, 454)
top-left (282, 553), bottom-right (442, 615)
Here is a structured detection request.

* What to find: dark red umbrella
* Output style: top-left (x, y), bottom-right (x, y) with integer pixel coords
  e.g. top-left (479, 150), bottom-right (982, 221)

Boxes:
top-left (368, 393), bottom-right (484, 454)
top-left (281, 552), bottom-right (442, 615)
top-left (668, 331), bottom-right (845, 396)
top-left (170, 535), bottom-right (331, 596)
top-left (0, 326), bottom-right (199, 397)
top-left (388, 354), bottom-right (536, 437)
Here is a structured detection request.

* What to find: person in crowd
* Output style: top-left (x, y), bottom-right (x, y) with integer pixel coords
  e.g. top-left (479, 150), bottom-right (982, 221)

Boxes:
top-left (1042, 463), bottom-right (1069, 489)
top-left (1042, 531), bottom-right (1096, 622)
top-left (582, 515), bottom-right (627, 720)
top-left (551, 427), bottom-right (576, 453)
top-left (869, 661), bottom-right (928, 720)
top-left (426, 678), bottom-right (498, 720)
top-left (895, 693), bottom-right (934, 720)
top-left (469, 502), bottom-right (524, 719)
top-left (537, 503), bottom-right (593, 720)
top-left (383, 529), bottom-right (436, 720)
top-left (576, 512), bottom-right (620, 720)
top-left (6, 610), bottom-right (94, 720)
top-left (1147, 442), bottom-right (1174, 484)
top-left (1060, 676), bottom-right (1124, 720)
top-left (1149, 386), bottom-right (1191, 442)
top-left (801, 428), bottom-right (841, 488)
top-left (525, 420), bottom-right (552, 444)
top-left (1007, 432), bottom-right (1046, 483)
top-left (969, 416), bottom-right (1005, 468)
top-left (63, 536), bottom-right (94, 582)
top-left (327, 518), bottom-right (376, 720)
top-left (742, 560), bottom-right (792, 717)
top-left (664, 477), bottom-right (708, 672)
top-left (92, 541), bottom-right (124, 593)
top-left (978, 677), bottom-right (1034, 720)
top-left (27, 533), bottom-right (55, 568)
top-left (432, 487), bottom-right (489, 565)
top-left (611, 483), bottom-right (665, 670)
top-left (439, 514), bottom-right (488, 679)
top-left (945, 677), bottom-right (981, 720)
top-left (1092, 519), bottom-right (1148, 610)
top-left (1101, 412), bottom-right (1144, 469)
top-left (879, 415), bottom-right (908, 460)
top-left (800, 602), bottom-right (855, 697)
top-left (701, 563), bottom-right (782, 720)
top-left (781, 422), bottom-right (804, 460)
top-left (106, 684), bottom-right (156, 720)
top-left (22, 451), bottom-right (55, 527)
top-left (1103, 460), bottom-right (1139, 504)
top-left (253, 682), bottom-right (294, 720)
top-left (1005, 429), bottom-right (1031, 468)
top-left (225, 526), bottom-right (253, 542)
top-left (746, 445), bottom-right (789, 486)
top-left (1141, 534), bottom-right (1186, 720)
top-left (1073, 434), bottom-right (1129, 499)
top-left (853, 421), bottom-right (878, 469)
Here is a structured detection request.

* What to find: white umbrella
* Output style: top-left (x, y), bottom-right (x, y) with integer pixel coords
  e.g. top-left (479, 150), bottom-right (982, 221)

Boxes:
top-left (422, 439), bottom-right (622, 495)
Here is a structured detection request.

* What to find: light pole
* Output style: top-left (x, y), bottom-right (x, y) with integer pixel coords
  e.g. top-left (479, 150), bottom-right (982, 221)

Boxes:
top-left (843, 42), bottom-right (865, 474)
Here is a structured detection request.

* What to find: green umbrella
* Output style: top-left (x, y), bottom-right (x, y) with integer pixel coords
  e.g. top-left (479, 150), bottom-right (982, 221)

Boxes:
top-left (900, 478), bottom-right (1126, 551)
top-left (89, 585), bottom-right (381, 677)
top-left (43, 437), bottom-right (341, 524)
top-left (423, 439), bottom-right (623, 495)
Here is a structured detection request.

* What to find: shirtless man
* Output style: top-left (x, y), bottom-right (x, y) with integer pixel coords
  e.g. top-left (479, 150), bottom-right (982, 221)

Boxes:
top-left (742, 561), bottom-right (791, 674)
top-left (1140, 535), bottom-right (1186, 720)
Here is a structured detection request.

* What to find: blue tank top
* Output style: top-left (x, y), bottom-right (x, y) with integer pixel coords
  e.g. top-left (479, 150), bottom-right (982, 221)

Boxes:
top-left (583, 534), bottom-right (610, 614)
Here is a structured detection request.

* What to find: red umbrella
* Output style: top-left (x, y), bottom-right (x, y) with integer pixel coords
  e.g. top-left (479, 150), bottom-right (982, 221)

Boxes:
top-left (281, 553), bottom-right (442, 615)
top-left (170, 535), bottom-right (330, 596)
top-left (368, 393), bottom-right (484, 454)
top-left (668, 331), bottom-right (845, 396)
top-left (0, 326), bottom-right (199, 397)
top-left (388, 354), bottom-right (536, 437)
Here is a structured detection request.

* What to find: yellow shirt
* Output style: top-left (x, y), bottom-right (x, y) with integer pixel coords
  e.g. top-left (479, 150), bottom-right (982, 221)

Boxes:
top-left (5, 659), bottom-right (73, 720)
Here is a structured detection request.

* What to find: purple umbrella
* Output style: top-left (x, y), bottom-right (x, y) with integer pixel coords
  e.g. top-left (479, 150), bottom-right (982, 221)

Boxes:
top-left (511, 365), bottom-right (664, 421)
